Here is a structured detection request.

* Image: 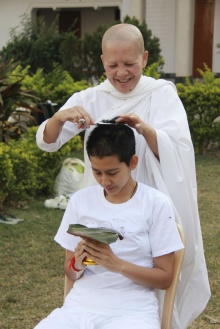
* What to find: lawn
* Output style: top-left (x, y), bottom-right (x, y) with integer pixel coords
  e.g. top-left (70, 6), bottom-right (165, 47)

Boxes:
top-left (0, 155), bottom-right (219, 329)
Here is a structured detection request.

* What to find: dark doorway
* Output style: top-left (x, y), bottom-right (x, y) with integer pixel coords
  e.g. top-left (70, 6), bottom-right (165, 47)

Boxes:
top-left (193, 0), bottom-right (215, 77)
top-left (59, 10), bottom-right (81, 37)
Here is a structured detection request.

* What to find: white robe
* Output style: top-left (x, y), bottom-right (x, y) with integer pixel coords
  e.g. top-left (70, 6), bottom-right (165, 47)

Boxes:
top-left (36, 76), bottom-right (211, 329)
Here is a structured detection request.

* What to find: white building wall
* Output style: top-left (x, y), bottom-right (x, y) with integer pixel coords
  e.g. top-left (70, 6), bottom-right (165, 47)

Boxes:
top-left (145, 0), bottom-right (176, 74)
top-left (120, 0), bottom-right (144, 22)
top-left (175, 0), bottom-right (194, 77)
top-left (0, 1), bottom-right (29, 49)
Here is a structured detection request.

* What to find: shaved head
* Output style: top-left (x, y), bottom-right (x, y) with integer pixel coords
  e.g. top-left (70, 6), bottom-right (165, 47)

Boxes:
top-left (102, 24), bottom-right (145, 54)
top-left (101, 23), bottom-right (148, 93)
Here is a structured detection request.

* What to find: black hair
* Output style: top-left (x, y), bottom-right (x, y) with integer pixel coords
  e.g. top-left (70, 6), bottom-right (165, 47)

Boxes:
top-left (86, 124), bottom-right (136, 166)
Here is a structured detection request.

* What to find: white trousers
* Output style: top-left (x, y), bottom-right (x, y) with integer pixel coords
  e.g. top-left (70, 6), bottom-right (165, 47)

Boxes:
top-left (34, 308), bottom-right (160, 329)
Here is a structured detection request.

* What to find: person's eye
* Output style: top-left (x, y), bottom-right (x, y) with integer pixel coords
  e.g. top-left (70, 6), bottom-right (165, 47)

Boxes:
top-left (93, 171), bottom-right (101, 176)
top-left (108, 172), bottom-right (118, 176)
top-left (126, 64), bottom-right (134, 67)
top-left (109, 65), bottom-right (117, 68)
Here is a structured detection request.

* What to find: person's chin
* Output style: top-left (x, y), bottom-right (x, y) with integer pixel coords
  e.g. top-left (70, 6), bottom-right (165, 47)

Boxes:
top-left (105, 187), bottom-right (115, 194)
top-left (105, 187), bottom-right (117, 196)
top-left (114, 78), bottom-right (134, 93)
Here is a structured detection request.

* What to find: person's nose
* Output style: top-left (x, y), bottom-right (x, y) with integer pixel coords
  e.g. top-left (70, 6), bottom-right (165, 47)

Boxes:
top-left (100, 175), bottom-right (111, 187)
top-left (117, 65), bottom-right (128, 77)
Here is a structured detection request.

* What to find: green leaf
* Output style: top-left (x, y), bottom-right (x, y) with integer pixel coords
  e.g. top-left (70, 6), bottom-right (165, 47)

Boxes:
top-left (67, 224), bottom-right (124, 244)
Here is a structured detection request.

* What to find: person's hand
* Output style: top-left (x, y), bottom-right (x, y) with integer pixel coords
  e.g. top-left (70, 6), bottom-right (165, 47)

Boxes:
top-left (74, 240), bottom-right (88, 270)
top-left (54, 106), bottom-right (95, 129)
top-left (82, 239), bottom-right (121, 272)
top-left (116, 113), bottom-right (148, 135)
top-left (43, 106), bottom-right (95, 144)
top-left (116, 113), bottom-right (159, 157)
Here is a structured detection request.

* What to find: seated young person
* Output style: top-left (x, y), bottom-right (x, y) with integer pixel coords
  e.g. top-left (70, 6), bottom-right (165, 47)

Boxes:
top-left (34, 124), bottom-right (184, 329)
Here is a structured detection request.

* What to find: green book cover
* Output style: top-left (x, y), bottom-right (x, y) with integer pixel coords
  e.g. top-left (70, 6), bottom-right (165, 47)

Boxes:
top-left (67, 224), bottom-right (124, 244)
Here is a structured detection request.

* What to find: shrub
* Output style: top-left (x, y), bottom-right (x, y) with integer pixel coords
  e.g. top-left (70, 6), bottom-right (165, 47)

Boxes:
top-left (0, 59), bottom-right (41, 143)
top-left (143, 58), bottom-right (164, 79)
top-left (10, 64), bottom-right (91, 108)
top-left (0, 126), bottom-right (83, 206)
top-left (59, 32), bottom-right (83, 81)
top-left (0, 143), bottom-right (16, 207)
top-left (0, 15), bottom-right (65, 75)
top-left (177, 65), bottom-right (220, 155)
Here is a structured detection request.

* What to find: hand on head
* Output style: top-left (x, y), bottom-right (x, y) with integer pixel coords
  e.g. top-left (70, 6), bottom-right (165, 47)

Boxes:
top-left (116, 114), bottom-right (146, 134)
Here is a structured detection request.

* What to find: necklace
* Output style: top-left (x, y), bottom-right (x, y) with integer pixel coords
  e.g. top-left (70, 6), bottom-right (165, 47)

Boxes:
top-left (130, 181), bottom-right (138, 199)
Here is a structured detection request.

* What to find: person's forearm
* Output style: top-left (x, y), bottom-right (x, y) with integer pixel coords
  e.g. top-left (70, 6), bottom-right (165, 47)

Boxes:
top-left (64, 259), bottom-right (85, 281)
top-left (118, 260), bottom-right (172, 290)
top-left (140, 124), bottom-right (159, 158)
top-left (64, 248), bottom-right (87, 281)
top-left (43, 113), bottom-right (65, 144)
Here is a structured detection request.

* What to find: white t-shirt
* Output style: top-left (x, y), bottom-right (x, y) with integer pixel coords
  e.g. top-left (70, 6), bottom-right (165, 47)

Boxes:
top-left (54, 183), bottom-right (183, 318)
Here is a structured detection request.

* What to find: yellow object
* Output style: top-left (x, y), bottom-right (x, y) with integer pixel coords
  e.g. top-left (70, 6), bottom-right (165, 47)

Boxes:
top-left (82, 256), bottom-right (97, 265)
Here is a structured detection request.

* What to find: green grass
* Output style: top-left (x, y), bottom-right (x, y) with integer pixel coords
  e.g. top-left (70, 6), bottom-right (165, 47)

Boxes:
top-left (0, 155), bottom-right (219, 329)
top-left (190, 156), bottom-right (220, 328)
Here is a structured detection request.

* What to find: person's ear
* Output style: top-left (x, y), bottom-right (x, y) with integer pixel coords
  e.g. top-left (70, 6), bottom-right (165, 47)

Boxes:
top-left (101, 54), bottom-right (106, 70)
top-left (130, 155), bottom-right (138, 170)
top-left (142, 51), bottom-right (149, 68)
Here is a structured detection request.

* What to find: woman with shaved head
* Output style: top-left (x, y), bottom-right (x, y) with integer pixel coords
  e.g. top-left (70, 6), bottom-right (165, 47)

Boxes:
top-left (36, 23), bottom-right (210, 328)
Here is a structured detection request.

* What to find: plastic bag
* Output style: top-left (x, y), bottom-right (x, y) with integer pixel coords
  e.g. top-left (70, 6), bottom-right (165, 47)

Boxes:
top-left (54, 158), bottom-right (85, 196)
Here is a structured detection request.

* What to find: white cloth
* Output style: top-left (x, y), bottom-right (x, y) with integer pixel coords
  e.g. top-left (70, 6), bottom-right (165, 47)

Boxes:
top-left (34, 310), bottom-right (159, 329)
top-left (34, 183), bottom-right (183, 329)
top-left (36, 76), bottom-right (211, 328)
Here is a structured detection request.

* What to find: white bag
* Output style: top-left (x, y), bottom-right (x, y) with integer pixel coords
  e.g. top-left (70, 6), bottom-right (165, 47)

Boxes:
top-left (54, 158), bottom-right (85, 196)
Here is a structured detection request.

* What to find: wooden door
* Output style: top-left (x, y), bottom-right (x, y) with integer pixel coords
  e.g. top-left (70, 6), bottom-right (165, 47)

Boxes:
top-left (193, 0), bottom-right (215, 76)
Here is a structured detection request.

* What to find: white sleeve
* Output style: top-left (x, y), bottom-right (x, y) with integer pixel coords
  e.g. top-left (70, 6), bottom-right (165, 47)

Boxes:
top-left (149, 198), bottom-right (184, 258)
top-left (54, 196), bottom-right (81, 251)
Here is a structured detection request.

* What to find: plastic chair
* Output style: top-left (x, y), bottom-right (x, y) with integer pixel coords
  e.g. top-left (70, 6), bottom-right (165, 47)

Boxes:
top-left (63, 223), bottom-right (185, 329)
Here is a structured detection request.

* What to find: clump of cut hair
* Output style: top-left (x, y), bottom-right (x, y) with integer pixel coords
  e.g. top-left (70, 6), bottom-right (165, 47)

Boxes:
top-left (86, 124), bottom-right (136, 166)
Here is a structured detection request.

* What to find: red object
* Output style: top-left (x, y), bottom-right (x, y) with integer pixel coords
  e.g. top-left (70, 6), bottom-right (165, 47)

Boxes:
top-left (69, 256), bottom-right (81, 272)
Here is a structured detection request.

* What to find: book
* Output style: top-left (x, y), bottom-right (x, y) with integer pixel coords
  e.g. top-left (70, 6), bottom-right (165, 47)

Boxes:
top-left (67, 224), bottom-right (124, 244)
